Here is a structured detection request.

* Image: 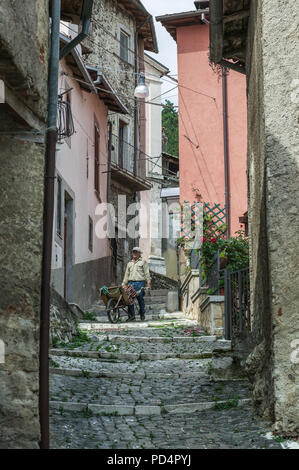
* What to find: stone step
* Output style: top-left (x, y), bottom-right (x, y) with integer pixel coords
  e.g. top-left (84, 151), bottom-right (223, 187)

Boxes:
top-left (50, 349), bottom-right (215, 362)
top-left (49, 355), bottom-right (212, 379)
top-left (88, 303), bottom-right (167, 313)
top-left (50, 398), bottom-right (252, 416)
top-left (80, 312), bottom-right (185, 323)
top-left (79, 318), bottom-right (199, 331)
top-left (50, 373), bottom-right (250, 408)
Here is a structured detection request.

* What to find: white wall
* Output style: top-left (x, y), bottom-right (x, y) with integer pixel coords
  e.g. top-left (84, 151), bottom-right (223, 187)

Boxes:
top-left (52, 59), bottom-right (111, 271)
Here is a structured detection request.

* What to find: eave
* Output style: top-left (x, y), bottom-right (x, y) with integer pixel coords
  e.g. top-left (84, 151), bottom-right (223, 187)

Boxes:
top-left (156, 10), bottom-right (208, 42)
top-left (209, 0), bottom-right (250, 73)
top-left (60, 34), bottom-right (128, 114)
top-left (111, 162), bottom-right (152, 192)
top-left (50, 0), bottom-right (85, 25)
top-left (117, 0), bottom-right (158, 53)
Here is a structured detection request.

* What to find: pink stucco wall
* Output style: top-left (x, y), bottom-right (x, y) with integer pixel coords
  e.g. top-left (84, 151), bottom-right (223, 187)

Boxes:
top-left (177, 24), bottom-right (247, 235)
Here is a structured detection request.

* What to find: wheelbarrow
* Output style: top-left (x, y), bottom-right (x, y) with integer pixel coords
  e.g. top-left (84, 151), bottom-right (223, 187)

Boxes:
top-left (100, 285), bottom-right (140, 324)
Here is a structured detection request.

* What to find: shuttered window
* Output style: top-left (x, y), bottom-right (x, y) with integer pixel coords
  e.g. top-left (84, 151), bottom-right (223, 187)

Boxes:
top-left (120, 30), bottom-right (129, 62)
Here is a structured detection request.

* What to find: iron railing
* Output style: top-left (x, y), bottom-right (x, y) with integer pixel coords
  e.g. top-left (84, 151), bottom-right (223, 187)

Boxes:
top-left (57, 94), bottom-right (75, 142)
top-left (224, 267), bottom-right (250, 340)
top-left (111, 133), bottom-right (134, 174)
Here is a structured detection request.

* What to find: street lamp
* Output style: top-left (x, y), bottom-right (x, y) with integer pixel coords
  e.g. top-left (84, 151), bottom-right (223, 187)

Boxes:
top-left (134, 72), bottom-right (149, 99)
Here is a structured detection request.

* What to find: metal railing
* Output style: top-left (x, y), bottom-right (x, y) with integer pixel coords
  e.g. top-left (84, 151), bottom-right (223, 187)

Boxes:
top-left (111, 133), bottom-right (134, 174)
top-left (224, 267), bottom-right (250, 340)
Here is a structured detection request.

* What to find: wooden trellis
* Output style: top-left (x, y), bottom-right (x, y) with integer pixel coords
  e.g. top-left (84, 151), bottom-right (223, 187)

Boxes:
top-left (203, 202), bottom-right (227, 237)
top-left (181, 201), bottom-right (226, 244)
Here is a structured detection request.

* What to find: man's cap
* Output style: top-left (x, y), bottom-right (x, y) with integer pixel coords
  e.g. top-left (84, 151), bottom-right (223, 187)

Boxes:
top-left (132, 247), bottom-right (142, 253)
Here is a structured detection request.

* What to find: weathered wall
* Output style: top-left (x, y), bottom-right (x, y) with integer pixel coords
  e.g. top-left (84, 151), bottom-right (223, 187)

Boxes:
top-left (51, 59), bottom-right (113, 309)
top-left (50, 289), bottom-right (82, 345)
top-left (85, 0), bottom-right (136, 158)
top-left (0, 138), bottom-right (46, 448)
top-left (0, 0), bottom-right (48, 449)
top-left (246, 0), bottom-right (299, 436)
top-left (0, 0), bottom-right (48, 120)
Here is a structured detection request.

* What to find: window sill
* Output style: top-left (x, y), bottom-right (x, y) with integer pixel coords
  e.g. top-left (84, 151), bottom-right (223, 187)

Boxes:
top-left (113, 52), bottom-right (134, 68)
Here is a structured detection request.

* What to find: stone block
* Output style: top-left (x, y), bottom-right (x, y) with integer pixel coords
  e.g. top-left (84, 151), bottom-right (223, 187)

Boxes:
top-left (166, 291), bottom-right (179, 313)
top-left (135, 405), bottom-right (161, 416)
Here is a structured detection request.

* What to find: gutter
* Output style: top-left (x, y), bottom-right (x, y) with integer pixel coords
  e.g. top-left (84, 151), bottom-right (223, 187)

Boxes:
top-left (222, 69), bottom-right (230, 238)
top-left (40, 0), bottom-right (93, 449)
top-left (134, 15), bottom-right (151, 176)
top-left (129, 0), bottom-right (158, 53)
top-left (60, 33), bottom-right (97, 93)
top-left (40, 0), bottom-right (61, 449)
top-left (60, 0), bottom-right (94, 59)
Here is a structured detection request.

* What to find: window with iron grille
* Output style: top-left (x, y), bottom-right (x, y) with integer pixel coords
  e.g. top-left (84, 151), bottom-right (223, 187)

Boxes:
top-left (57, 88), bottom-right (74, 143)
top-left (88, 216), bottom-right (93, 252)
top-left (94, 121), bottom-right (100, 193)
top-left (118, 120), bottom-right (129, 170)
top-left (120, 30), bottom-right (130, 62)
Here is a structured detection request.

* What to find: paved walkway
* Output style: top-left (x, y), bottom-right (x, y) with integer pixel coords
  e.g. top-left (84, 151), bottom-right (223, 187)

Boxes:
top-left (50, 294), bottom-right (281, 449)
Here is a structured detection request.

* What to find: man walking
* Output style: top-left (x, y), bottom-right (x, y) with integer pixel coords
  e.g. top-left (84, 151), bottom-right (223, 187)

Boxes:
top-left (122, 247), bottom-right (151, 321)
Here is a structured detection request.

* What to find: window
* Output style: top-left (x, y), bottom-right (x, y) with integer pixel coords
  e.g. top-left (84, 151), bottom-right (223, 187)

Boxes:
top-left (120, 30), bottom-right (130, 62)
top-left (65, 91), bottom-right (71, 136)
top-left (94, 121), bottom-right (100, 193)
top-left (118, 120), bottom-right (129, 170)
top-left (56, 177), bottom-right (62, 236)
top-left (88, 217), bottom-right (93, 252)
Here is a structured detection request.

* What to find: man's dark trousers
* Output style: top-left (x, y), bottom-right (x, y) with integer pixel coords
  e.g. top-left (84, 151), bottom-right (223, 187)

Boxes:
top-left (127, 281), bottom-right (146, 319)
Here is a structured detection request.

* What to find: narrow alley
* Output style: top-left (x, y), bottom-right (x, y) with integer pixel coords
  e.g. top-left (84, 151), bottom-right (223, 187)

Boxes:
top-left (50, 291), bottom-right (281, 449)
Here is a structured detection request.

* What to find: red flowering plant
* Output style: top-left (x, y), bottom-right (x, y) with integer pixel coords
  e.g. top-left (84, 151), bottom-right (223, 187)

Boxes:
top-left (183, 327), bottom-right (204, 337)
top-left (199, 215), bottom-right (249, 286)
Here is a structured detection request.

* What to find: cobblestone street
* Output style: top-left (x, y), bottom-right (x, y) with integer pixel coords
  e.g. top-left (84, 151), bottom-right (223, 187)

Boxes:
top-left (49, 293), bottom-right (282, 449)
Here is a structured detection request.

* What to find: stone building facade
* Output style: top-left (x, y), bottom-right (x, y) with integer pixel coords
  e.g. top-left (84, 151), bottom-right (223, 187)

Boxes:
top-left (84, 0), bottom-right (157, 283)
top-left (0, 0), bottom-right (49, 448)
top-left (209, 0), bottom-right (299, 437)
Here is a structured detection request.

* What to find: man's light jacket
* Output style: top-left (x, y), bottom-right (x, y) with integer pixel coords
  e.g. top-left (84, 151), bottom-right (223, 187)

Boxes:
top-left (122, 258), bottom-right (151, 285)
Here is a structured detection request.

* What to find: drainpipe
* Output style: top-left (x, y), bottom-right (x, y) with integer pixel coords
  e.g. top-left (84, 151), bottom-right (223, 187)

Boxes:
top-left (201, 12), bottom-right (210, 25)
top-left (40, 0), bottom-right (94, 449)
top-left (59, 0), bottom-right (94, 59)
top-left (39, 0), bottom-right (61, 449)
top-left (222, 68), bottom-right (230, 238)
top-left (134, 15), bottom-right (151, 176)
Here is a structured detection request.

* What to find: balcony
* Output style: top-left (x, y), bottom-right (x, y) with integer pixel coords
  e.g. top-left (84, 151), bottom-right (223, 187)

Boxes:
top-left (110, 133), bottom-right (152, 192)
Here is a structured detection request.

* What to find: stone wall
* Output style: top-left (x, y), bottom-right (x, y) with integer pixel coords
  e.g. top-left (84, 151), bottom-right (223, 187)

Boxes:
top-left (150, 270), bottom-right (178, 291)
top-left (0, 0), bottom-right (48, 449)
top-left (246, 0), bottom-right (299, 437)
top-left (85, 0), bottom-right (136, 152)
top-left (50, 290), bottom-right (82, 345)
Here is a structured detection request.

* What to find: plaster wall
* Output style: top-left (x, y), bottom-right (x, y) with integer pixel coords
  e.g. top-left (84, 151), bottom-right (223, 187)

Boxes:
top-left (177, 24), bottom-right (247, 235)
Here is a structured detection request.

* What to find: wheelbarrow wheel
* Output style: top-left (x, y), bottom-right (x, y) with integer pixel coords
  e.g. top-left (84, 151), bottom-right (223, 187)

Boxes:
top-left (107, 298), bottom-right (120, 324)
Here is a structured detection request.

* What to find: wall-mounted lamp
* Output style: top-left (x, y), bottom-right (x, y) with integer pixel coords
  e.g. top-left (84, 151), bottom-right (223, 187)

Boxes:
top-left (134, 72), bottom-right (149, 99)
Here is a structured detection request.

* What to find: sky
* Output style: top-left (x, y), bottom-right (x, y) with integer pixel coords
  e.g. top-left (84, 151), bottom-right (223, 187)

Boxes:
top-left (142, 0), bottom-right (197, 105)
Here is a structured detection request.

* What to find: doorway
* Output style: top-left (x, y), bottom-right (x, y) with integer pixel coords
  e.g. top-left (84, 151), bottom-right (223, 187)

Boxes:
top-left (64, 191), bottom-right (74, 301)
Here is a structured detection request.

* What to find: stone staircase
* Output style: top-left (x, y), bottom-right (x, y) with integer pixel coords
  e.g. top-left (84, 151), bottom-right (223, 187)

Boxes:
top-left (84, 289), bottom-right (170, 321)
top-left (49, 294), bottom-right (283, 449)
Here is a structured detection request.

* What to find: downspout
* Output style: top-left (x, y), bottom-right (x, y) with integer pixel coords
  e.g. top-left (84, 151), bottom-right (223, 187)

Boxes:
top-left (222, 68), bottom-right (230, 238)
top-left (59, 0), bottom-right (93, 59)
top-left (40, 0), bottom-right (93, 449)
top-left (39, 0), bottom-right (61, 449)
top-left (134, 15), bottom-right (151, 176)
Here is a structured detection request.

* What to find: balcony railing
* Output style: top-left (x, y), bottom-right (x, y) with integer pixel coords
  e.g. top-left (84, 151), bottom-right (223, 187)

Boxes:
top-left (111, 133), bottom-right (134, 174)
